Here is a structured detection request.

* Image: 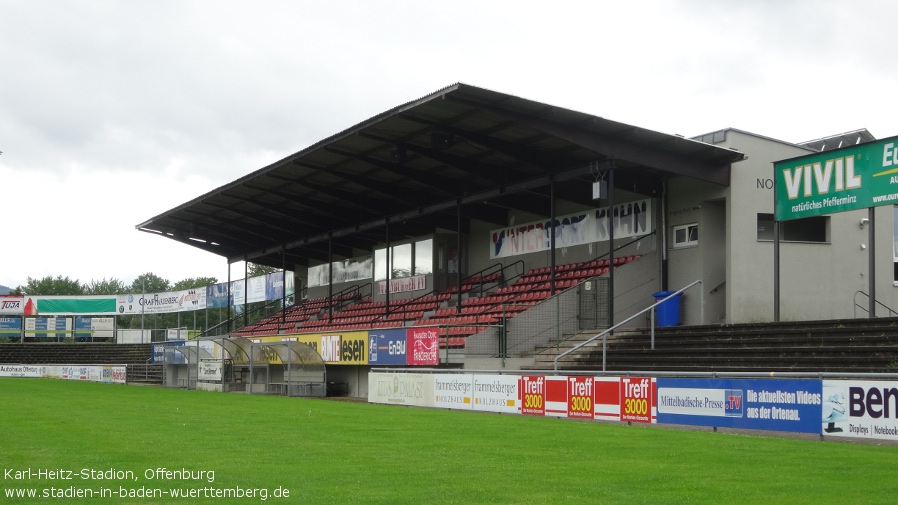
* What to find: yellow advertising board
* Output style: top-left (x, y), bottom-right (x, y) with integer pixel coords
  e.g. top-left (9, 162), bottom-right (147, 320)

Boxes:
top-left (267, 332), bottom-right (369, 365)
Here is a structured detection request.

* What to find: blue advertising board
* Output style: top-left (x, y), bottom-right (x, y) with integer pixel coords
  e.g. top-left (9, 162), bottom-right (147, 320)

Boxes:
top-left (656, 378), bottom-right (822, 434)
top-left (206, 283), bottom-right (230, 308)
top-left (0, 317), bottom-right (22, 330)
top-left (0, 317), bottom-right (21, 339)
top-left (367, 329), bottom-right (408, 366)
top-left (75, 317), bottom-right (91, 339)
top-left (265, 272), bottom-right (285, 301)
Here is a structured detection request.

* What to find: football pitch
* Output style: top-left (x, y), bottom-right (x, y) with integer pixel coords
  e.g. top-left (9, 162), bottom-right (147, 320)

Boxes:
top-left (1, 379), bottom-right (896, 505)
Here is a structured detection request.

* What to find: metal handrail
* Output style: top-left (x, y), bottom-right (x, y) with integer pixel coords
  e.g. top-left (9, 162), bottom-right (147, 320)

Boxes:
top-left (853, 290), bottom-right (898, 318)
top-left (553, 280), bottom-right (703, 371)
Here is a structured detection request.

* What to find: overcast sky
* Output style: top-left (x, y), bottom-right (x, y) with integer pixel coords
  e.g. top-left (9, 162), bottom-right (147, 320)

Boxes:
top-left (2, 0), bottom-right (896, 291)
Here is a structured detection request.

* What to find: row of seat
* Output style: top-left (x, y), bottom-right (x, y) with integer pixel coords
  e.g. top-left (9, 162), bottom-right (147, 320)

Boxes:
top-left (236, 255), bottom-right (641, 341)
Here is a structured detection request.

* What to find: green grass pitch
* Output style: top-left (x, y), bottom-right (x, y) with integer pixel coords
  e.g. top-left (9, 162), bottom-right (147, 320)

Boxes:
top-left (1, 378), bottom-right (896, 504)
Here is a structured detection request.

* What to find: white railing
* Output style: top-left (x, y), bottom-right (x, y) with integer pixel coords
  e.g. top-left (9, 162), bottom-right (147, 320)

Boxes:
top-left (553, 280), bottom-right (703, 371)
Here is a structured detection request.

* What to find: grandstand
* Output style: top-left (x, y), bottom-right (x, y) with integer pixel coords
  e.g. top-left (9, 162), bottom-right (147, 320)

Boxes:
top-left (233, 256), bottom-right (639, 345)
top-left (3, 84), bottom-right (897, 399)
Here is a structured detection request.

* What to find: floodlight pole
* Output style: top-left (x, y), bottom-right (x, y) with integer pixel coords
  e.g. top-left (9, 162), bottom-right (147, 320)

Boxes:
top-left (141, 278), bottom-right (145, 336)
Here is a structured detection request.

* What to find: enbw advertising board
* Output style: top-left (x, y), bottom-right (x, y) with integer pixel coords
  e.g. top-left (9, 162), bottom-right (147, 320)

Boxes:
top-left (367, 329), bottom-right (407, 366)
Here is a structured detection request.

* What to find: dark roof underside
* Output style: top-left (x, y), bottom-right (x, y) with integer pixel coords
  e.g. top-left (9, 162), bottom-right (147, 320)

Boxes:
top-left (137, 83), bottom-right (745, 268)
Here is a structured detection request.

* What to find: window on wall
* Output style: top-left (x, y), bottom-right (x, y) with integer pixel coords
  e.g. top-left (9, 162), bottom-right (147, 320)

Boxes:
top-left (757, 214), bottom-right (829, 243)
top-left (414, 239), bottom-right (433, 275)
top-left (672, 223), bottom-right (698, 248)
top-left (373, 248), bottom-right (388, 281)
top-left (374, 239), bottom-right (433, 280)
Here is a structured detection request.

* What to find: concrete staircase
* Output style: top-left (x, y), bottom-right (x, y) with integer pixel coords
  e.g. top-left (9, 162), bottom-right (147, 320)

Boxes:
top-left (532, 318), bottom-right (898, 374)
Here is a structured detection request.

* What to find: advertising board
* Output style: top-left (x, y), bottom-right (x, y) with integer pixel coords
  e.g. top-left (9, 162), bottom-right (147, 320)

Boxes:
top-left (656, 378), bottom-right (821, 434)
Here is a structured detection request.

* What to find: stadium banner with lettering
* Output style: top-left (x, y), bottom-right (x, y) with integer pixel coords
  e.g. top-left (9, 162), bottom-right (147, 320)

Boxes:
top-left (656, 378), bottom-right (822, 433)
top-left (39, 365), bottom-right (126, 384)
top-left (368, 374), bottom-right (898, 441)
top-left (619, 376), bottom-right (657, 423)
top-left (24, 317), bottom-right (72, 338)
top-left (367, 329), bottom-right (407, 366)
top-left (370, 373), bottom-right (657, 421)
top-left (0, 295), bottom-right (24, 315)
top-left (377, 275), bottom-right (426, 295)
top-left (0, 364), bottom-right (42, 378)
top-left (206, 283), bottom-right (230, 308)
top-left (74, 316), bottom-right (114, 339)
top-left (471, 374), bottom-right (519, 414)
top-left (519, 375), bottom-right (547, 416)
top-left (406, 327), bottom-right (439, 365)
top-left (308, 256), bottom-right (372, 288)
top-left (198, 359), bottom-right (223, 381)
top-left (0, 317), bottom-right (22, 337)
top-left (368, 372), bottom-right (435, 407)
top-left (821, 380), bottom-right (898, 441)
top-left (247, 275), bottom-right (266, 303)
top-left (270, 332), bottom-right (368, 365)
top-left (115, 288), bottom-right (206, 315)
top-left (264, 272), bottom-right (293, 301)
top-left (434, 374), bottom-right (473, 409)
top-left (489, 199), bottom-right (652, 259)
top-left (231, 279), bottom-right (245, 306)
top-left (775, 134), bottom-right (898, 220)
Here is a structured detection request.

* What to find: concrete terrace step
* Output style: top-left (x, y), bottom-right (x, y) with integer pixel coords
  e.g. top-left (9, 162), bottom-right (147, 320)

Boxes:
top-left (0, 343), bottom-right (153, 365)
top-left (535, 317), bottom-right (898, 374)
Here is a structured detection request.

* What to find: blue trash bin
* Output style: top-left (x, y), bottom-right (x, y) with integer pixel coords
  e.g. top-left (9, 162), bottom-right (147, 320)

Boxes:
top-left (653, 291), bottom-right (682, 327)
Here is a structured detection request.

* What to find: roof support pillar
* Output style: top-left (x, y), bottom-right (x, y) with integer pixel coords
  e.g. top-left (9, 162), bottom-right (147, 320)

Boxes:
top-left (550, 179), bottom-right (556, 296)
top-left (385, 219), bottom-right (391, 314)
top-left (226, 260), bottom-right (232, 333)
top-left (456, 202), bottom-right (463, 314)
top-left (244, 260), bottom-right (249, 329)
top-left (608, 165), bottom-right (616, 327)
top-left (327, 233), bottom-right (333, 321)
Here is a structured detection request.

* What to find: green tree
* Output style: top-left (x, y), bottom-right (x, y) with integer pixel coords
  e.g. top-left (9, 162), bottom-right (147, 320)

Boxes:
top-left (248, 263), bottom-right (277, 277)
top-left (16, 275), bottom-right (83, 295)
top-left (130, 272), bottom-right (170, 294)
top-left (172, 277), bottom-right (218, 291)
top-left (84, 278), bottom-right (127, 295)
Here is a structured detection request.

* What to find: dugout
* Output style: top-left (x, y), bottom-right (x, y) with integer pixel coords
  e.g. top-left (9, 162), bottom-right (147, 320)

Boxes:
top-left (160, 340), bottom-right (202, 389)
top-left (247, 340), bottom-right (325, 397)
top-left (193, 335), bottom-right (254, 392)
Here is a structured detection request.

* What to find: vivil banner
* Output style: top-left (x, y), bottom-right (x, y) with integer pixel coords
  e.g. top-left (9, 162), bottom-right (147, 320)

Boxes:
top-left (656, 378), bottom-right (822, 434)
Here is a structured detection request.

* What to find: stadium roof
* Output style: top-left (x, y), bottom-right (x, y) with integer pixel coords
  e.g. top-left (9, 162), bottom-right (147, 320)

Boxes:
top-left (798, 128), bottom-right (876, 152)
top-left (137, 83), bottom-right (746, 269)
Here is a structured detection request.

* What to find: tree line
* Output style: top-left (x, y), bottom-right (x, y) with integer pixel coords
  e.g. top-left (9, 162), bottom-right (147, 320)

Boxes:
top-left (9, 264), bottom-right (279, 334)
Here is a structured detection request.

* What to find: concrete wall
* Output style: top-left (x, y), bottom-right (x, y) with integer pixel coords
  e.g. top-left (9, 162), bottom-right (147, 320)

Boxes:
top-left (669, 129), bottom-right (898, 324)
top-left (665, 177), bottom-right (727, 325)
